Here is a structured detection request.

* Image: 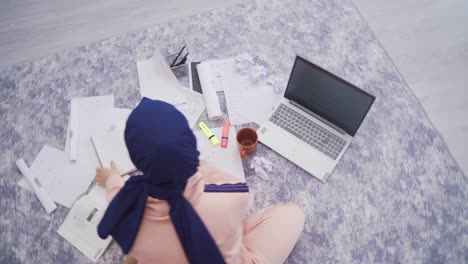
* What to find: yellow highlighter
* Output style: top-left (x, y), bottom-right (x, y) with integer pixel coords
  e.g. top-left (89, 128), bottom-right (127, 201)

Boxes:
top-left (199, 122), bottom-right (220, 146)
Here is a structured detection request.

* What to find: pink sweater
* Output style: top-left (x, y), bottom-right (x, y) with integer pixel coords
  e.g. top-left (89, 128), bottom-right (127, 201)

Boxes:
top-left (105, 165), bottom-right (255, 264)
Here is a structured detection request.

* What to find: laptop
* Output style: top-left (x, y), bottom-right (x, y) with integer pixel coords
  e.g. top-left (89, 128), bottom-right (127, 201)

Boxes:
top-left (258, 56), bottom-right (375, 182)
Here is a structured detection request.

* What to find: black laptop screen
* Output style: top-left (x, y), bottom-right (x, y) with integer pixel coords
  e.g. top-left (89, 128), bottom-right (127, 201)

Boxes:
top-left (284, 57), bottom-right (375, 136)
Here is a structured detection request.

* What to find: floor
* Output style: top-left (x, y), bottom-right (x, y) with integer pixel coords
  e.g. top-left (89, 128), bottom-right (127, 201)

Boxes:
top-left (352, 0), bottom-right (468, 176)
top-left (0, 0), bottom-right (243, 67)
top-left (2, 0), bottom-right (466, 178)
top-left (1, 0), bottom-right (467, 263)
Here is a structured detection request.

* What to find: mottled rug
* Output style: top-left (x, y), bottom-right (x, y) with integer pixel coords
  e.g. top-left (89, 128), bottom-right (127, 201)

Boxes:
top-left (1, 0), bottom-right (467, 263)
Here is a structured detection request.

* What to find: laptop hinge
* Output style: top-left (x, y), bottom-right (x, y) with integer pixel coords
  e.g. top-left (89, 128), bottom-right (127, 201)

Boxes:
top-left (290, 101), bottom-right (347, 135)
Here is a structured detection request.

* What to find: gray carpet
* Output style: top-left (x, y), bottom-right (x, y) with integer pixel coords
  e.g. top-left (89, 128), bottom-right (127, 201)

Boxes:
top-left (1, 0), bottom-right (467, 263)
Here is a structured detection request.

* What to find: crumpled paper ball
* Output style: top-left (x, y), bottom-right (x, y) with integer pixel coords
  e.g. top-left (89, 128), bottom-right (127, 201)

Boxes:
top-left (235, 53), bottom-right (287, 94)
top-left (250, 156), bottom-right (275, 181)
top-left (266, 75), bottom-right (288, 94)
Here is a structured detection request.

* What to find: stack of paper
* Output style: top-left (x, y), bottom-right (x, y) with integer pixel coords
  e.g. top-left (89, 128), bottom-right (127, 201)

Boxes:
top-left (189, 57), bottom-right (282, 126)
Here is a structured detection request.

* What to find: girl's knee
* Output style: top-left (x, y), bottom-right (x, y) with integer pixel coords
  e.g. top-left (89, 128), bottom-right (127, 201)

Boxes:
top-left (286, 203), bottom-right (305, 226)
top-left (274, 203), bottom-right (305, 229)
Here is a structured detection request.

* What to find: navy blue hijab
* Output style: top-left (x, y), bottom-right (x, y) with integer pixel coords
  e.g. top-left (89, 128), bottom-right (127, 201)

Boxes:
top-left (98, 98), bottom-right (225, 264)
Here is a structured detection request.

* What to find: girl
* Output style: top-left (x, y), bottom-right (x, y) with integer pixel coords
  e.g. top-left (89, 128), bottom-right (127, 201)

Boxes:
top-left (96, 98), bottom-right (304, 263)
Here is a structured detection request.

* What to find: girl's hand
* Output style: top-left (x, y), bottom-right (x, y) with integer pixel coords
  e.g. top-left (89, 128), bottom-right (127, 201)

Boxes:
top-left (96, 160), bottom-right (119, 186)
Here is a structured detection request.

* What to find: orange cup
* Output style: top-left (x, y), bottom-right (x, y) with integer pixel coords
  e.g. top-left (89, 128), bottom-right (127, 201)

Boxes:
top-left (236, 128), bottom-right (258, 159)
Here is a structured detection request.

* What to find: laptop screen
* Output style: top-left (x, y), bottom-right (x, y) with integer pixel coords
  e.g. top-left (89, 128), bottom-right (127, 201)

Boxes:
top-left (284, 56), bottom-right (375, 136)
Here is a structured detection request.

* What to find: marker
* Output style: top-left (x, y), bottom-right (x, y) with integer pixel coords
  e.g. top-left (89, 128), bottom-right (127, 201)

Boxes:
top-left (221, 119), bottom-right (230, 148)
top-left (170, 46), bottom-right (186, 67)
top-left (199, 122), bottom-right (219, 146)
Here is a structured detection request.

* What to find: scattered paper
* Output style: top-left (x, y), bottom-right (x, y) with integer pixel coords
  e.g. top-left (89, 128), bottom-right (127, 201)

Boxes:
top-left (91, 108), bottom-right (135, 175)
top-left (194, 127), bottom-right (245, 182)
top-left (64, 95), bottom-right (115, 175)
top-left (237, 82), bottom-right (282, 125)
top-left (18, 145), bottom-right (93, 208)
top-left (69, 100), bottom-right (79, 161)
top-left (87, 175), bottom-right (130, 208)
top-left (176, 88), bottom-right (206, 128)
top-left (16, 158), bottom-right (57, 214)
top-left (57, 195), bottom-right (112, 262)
top-left (222, 75), bottom-right (252, 125)
top-left (250, 157), bottom-right (275, 180)
top-left (219, 59), bottom-right (282, 126)
top-left (137, 51), bottom-right (187, 105)
top-left (87, 185), bottom-right (109, 209)
top-left (57, 176), bottom-right (129, 262)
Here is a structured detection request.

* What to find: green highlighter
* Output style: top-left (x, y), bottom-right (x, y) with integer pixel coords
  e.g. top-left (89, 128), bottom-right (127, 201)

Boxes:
top-left (198, 122), bottom-right (220, 146)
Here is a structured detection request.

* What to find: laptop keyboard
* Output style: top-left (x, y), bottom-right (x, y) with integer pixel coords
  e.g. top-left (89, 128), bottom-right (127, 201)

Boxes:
top-left (269, 104), bottom-right (347, 160)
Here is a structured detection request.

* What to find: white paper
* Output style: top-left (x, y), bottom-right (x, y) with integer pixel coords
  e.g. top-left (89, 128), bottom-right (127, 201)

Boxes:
top-left (86, 185), bottom-right (109, 209)
top-left (64, 95), bottom-right (115, 176)
top-left (87, 175), bottom-right (130, 208)
top-left (16, 158), bottom-right (57, 214)
top-left (206, 59), bottom-right (235, 92)
top-left (176, 88), bottom-right (206, 128)
top-left (69, 101), bottom-right (79, 161)
top-left (92, 109), bottom-right (135, 175)
top-left (194, 127), bottom-right (245, 182)
top-left (222, 76), bottom-right (252, 125)
top-left (137, 52), bottom-right (187, 105)
top-left (18, 145), bottom-right (93, 208)
top-left (250, 157), bottom-right (275, 181)
top-left (220, 61), bottom-right (282, 126)
top-left (237, 82), bottom-right (282, 125)
top-left (57, 195), bottom-right (112, 262)
top-left (197, 62), bottom-right (223, 120)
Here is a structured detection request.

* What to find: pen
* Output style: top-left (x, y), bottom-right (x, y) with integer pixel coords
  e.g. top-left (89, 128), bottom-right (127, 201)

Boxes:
top-left (221, 119), bottom-right (230, 148)
top-left (170, 46), bottom-right (186, 67)
top-left (199, 122), bottom-right (219, 146)
top-left (173, 52), bottom-right (189, 67)
top-left (180, 52), bottom-right (189, 63)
